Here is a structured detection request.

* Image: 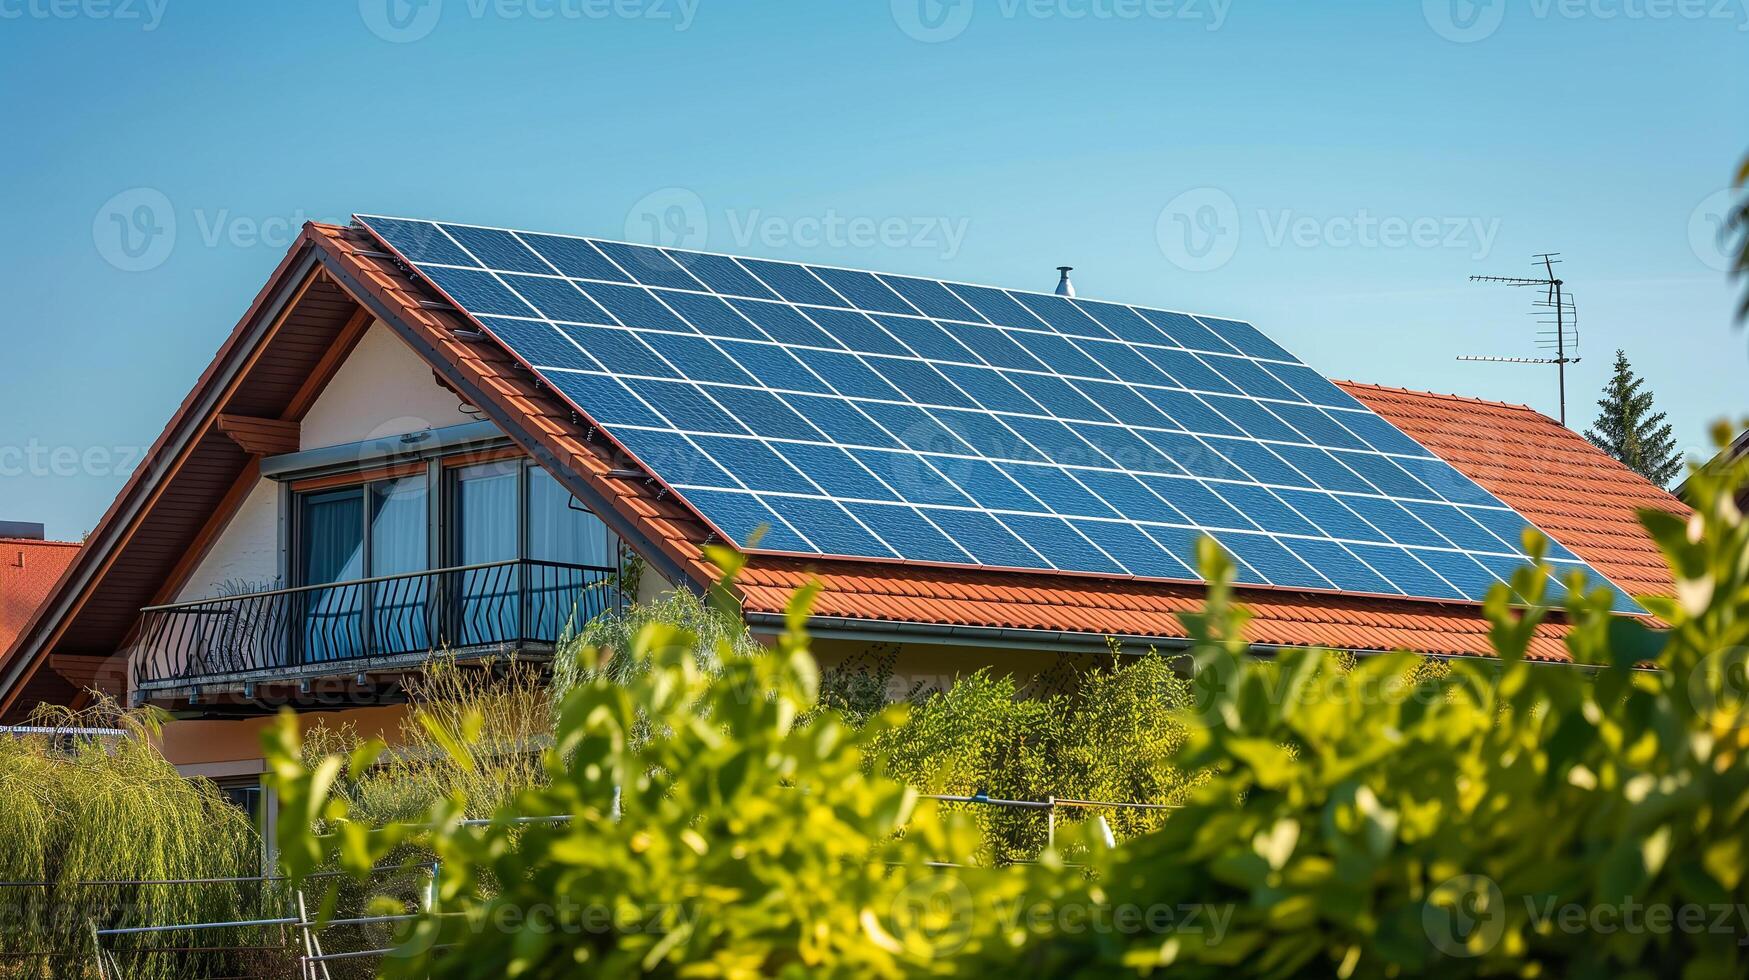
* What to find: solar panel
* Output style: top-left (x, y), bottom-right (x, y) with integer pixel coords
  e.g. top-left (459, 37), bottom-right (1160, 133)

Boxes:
top-left (358, 215), bottom-right (1642, 613)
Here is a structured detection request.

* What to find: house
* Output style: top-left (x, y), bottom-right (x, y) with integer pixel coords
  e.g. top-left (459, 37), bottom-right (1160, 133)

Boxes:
top-left (0, 523), bottom-right (80, 672)
top-left (0, 219), bottom-right (1688, 792)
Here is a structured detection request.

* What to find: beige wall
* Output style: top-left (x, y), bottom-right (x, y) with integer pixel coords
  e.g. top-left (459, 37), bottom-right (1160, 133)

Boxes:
top-left (160, 703), bottom-right (411, 772)
top-left (300, 321), bottom-right (478, 450)
top-left (175, 476), bottom-right (281, 602)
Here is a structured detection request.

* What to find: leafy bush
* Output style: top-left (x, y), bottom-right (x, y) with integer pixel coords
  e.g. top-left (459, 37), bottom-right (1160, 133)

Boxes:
top-left (0, 702), bottom-right (265, 979)
top-left (268, 556), bottom-right (1069, 976)
top-left (870, 654), bottom-right (1197, 863)
top-left (993, 427), bottom-right (1749, 977)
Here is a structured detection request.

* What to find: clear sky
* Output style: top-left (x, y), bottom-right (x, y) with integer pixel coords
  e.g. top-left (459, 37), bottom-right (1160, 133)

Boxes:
top-left (0, 0), bottom-right (1742, 539)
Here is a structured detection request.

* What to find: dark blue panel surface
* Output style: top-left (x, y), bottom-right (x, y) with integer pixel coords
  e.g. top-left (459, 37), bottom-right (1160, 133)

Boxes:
top-left (590, 241), bottom-right (705, 291)
top-left (843, 503), bottom-right (971, 564)
top-left (681, 489), bottom-right (813, 552)
top-left (422, 266), bottom-right (535, 317)
top-left (443, 225), bottom-right (552, 274)
top-left (612, 428), bottom-right (736, 488)
top-left (363, 216), bottom-right (1639, 612)
top-left (368, 218), bottom-right (479, 266)
top-left (880, 275), bottom-right (986, 322)
top-left (665, 250), bottom-right (780, 299)
top-left (738, 259), bottom-right (846, 307)
top-left (579, 283), bottom-right (692, 332)
top-left (522, 233), bottom-right (631, 282)
top-left (810, 267), bottom-right (918, 314)
top-left (546, 373), bottom-right (665, 427)
top-left (503, 274), bottom-right (613, 325)
top-left (764, 495), bottom-right (896, 558)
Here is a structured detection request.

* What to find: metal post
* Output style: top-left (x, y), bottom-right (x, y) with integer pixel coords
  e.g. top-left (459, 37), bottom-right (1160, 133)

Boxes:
top-left (1046, 795), bottom-right (1056, 850)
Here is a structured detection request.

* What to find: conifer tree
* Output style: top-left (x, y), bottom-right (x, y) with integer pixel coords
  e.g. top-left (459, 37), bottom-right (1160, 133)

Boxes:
top-left (1584, 350), bottom-right (1683, 486)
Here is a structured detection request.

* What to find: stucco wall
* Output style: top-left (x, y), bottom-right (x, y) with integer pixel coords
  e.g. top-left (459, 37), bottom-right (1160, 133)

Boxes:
top-left (174, 476), bottom-right (282, 602)
top-left (299, 321), bottom-right (476, 450)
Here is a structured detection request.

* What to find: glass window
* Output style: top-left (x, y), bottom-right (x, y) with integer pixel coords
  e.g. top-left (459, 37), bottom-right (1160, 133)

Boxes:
top-left (528, 467), bottom-right (615, 566)
top-left (371, 477), bottom-right (429, 654)
top-left (452, 462), bottom-right (522, 647)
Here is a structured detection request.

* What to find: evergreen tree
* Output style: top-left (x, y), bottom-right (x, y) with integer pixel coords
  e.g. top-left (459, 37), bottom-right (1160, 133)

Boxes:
top-left (1584, 350), bottom-right (1683, 486)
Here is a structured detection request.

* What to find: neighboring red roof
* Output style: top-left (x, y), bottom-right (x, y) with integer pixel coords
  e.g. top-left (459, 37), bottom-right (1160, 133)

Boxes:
top-left (1336, 382), bottom-right (1687, 601)
top-left (0, 538), bottom-right (79, 660)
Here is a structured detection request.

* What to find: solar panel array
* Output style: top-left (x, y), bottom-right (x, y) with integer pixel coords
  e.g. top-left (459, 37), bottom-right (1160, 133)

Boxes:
top-left (358, 215), bottom-right (1639, 612)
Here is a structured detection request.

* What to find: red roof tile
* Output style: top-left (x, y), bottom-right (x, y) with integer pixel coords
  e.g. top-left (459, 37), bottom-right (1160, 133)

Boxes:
top-left (0, 539), bottom-right (80, 662)
top-left (1336, 381), bottom-right (1686, 600)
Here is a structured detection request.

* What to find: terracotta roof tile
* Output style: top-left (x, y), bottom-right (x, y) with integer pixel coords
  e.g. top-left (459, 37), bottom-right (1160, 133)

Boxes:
top-left (0, 539), bottom-right (80, 664)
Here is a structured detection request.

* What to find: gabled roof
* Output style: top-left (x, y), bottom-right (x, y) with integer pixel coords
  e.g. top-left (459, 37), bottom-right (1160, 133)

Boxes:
top-left (0, 223), bottom-right (1689, 718)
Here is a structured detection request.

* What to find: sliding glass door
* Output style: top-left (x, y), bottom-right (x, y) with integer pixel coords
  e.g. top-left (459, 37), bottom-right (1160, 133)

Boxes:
top-left (452, 461), bottom-right (520, 647)
top-left (297, 474), bottom-right (428, 663)
top-left (299, 488), bottom-right (366, 663)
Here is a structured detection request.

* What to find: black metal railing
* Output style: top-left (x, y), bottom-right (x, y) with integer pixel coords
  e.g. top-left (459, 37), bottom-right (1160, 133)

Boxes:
top-left (133, 560), bottom-right (621, 690)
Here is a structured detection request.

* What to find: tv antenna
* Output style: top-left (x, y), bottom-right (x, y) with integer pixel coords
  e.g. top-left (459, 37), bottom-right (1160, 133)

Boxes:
top-left (1459, 253), bottom-right (1581, 425)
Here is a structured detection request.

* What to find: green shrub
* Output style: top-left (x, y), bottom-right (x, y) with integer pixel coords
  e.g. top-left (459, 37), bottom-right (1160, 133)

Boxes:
top-left (870, 654), bottom-right (1197, 863)
top-left (267, 553), bottom-right (1067, 976)
top-left (0, 702), bottom-right (266, 979)
top-left (993, 426), bottom-right (1749, 977)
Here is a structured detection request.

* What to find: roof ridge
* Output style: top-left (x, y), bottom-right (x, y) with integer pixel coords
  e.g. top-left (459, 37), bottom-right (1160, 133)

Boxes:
top-left (0, 539), bottom-right (80, 548)
top-left (1333, 379), bottom-right (1543, 415)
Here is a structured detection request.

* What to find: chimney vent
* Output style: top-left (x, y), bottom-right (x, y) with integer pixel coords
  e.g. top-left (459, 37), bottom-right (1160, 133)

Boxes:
top-left (1054, 266), bottom-right (1075, 298)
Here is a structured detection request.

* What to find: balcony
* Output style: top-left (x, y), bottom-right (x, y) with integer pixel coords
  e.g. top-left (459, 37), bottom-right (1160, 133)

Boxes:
top-left (133, 560), bottom-right (621, 699)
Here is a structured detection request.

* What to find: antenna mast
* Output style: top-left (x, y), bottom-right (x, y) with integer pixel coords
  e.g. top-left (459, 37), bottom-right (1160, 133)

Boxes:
top-left (1459, 253), bottom-right (1581, 425)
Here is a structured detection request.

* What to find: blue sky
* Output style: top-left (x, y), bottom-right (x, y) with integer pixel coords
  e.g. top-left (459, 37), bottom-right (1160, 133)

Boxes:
top-left (0, 0), bottom-right (1742, 539)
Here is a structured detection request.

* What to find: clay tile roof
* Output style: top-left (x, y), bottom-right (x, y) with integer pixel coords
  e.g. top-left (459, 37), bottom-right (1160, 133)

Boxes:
top-left (0, 538), bottom-right (80, 661)
top-left (1336, 381), bottom-right (1687, 601)
top-left (310, 227), bottom-right (1688, 664)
